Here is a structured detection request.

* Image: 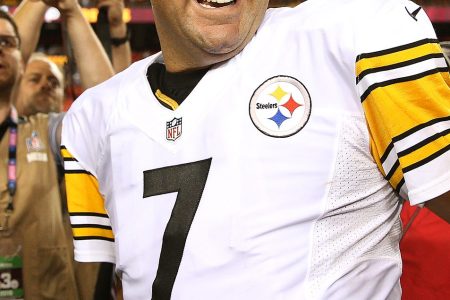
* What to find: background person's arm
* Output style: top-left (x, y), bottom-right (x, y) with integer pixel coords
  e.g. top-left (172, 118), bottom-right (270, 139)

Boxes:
top-left (13, 0), bottom-right (48, 63)
top-left (99, 0), bottom-right (132, 72)
top-left (43, 0), bottom-right (115, 89)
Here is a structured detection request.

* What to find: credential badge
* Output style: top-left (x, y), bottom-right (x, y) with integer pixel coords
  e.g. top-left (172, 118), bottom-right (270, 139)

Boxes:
top-left (249, 76), bottom-right (312, 138)
top-left (166, 117), bottom-right (182, 141)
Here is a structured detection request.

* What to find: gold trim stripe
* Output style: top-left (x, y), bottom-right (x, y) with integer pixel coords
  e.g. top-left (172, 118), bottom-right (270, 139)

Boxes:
top-left (61, 147), bottom-right (73, 159)
top-left (65, 172), bottom-right (107, 215)
top-left (72, 227), bottom-right (114, 239)
top-left (155, 89), bottom-right (179, 110)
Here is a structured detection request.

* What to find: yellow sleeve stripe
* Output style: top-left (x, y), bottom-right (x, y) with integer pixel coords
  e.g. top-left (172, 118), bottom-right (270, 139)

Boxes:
top-left (155, 89), bottom-right (179, 110)
top-left (72, 227), bottom-right (114, 241)
top-left (356, 41), bottom-right (442, 78)
top-left (402, 141), bottom-right (450, 173)
top-left (356, 39), bottom-right (440, 71)
top-left (360, 68), bottom-right (448, 103)
top-left (60, 146), bottom-right (74, 159)
top-left (388, 165), bottom-right (404, 191)
top-left (363, 73), bottom-right (450, 156)
top-left (65, 172), bottom-right (107, 215)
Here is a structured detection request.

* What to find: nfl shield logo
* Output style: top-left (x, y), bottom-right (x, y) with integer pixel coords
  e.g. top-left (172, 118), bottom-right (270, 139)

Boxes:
top-left (166, 117), bottom-right (182, 141)
top-left (26, 130), bottom-right (44, 152)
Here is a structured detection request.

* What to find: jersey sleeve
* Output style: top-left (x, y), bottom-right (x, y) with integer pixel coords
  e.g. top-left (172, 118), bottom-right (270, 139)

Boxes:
top-left (61, 88), bottom-right (116, 263)
top-left (355, 0), bottom-right (450, 205)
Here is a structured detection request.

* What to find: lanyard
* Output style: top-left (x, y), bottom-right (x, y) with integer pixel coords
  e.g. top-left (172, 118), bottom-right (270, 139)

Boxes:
top-left (0, 108), bottom-right (18, 233)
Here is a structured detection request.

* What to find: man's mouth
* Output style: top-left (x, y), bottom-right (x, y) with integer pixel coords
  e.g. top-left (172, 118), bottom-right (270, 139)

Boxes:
top-left (197, 0), bottom-right (236, 9)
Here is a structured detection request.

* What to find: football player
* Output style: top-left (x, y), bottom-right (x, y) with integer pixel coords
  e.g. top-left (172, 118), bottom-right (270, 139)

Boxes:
top-left (62, 0), bottom-right (450, 299)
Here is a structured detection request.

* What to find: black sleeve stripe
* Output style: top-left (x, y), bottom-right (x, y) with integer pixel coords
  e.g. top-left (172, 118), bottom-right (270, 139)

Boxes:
top-left (397, 128), bottom-right (450, 158)
top-left (380, 142), bottom-right (395, 164)
top-left (356, 38), bottom-right (439, 61)
top-left (392, 116), bottom-right (450, 143)
top-left (69, 212), bottom-right (109, 218)
top-left (64, 169), bottom-right (94, 176)
top-left (356, 53), bottom-right (445, 84)
top-left (385, 160), bottom-right (400, 181)
top-left (394, 178), bottom-right (405, 195)
top-left (73, 236), bottom-right (115, 242)
top-left (71, 224), bottom-right (113, 230)
top-left (64, 157), bottom-right (79, 162)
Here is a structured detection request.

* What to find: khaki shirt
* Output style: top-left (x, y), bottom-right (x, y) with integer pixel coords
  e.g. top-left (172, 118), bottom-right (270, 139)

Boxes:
top-left (0, 113), bottom-right (100, 299)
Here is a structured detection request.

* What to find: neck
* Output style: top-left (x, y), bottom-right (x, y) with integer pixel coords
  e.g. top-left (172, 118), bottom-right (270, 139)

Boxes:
top-left (14, 98), bottom-right (27, 117)
top-left (0, 101), bottom-right (11, 124)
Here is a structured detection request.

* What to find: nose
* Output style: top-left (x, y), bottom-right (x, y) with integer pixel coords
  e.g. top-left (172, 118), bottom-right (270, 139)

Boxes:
top-left (40, 78), bottom-right (53, 91)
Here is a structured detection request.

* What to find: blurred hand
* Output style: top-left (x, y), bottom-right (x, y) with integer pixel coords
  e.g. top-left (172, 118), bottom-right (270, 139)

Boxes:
top-left (39, 0), bottom-right (79, 13)
top-left (98, 0), bottom-right (125, 27)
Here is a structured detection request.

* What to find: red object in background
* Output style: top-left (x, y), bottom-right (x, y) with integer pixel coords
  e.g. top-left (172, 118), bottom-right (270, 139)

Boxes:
top-left (400, 201), bottom-right (450, 299)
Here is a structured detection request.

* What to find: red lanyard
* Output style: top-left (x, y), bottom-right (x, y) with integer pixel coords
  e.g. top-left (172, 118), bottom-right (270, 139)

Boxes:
top-left (0, 108), bottom-right (18, 232)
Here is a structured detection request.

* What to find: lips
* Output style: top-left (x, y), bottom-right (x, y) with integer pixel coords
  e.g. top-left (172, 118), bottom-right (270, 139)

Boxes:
top-left (197, 0), bottom-right (236, 9)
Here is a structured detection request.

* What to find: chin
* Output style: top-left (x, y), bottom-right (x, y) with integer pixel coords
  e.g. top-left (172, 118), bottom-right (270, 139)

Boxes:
top-left (202, 35), bottom-right (245, 57)
top-left (197, 23), bottom-right (243, 50)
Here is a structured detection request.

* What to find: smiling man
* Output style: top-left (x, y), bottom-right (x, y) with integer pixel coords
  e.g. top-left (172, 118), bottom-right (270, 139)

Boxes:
top-left (151, 0), bottom-right (266, 71)
top-left (61, 0), bottom-right (450, 299)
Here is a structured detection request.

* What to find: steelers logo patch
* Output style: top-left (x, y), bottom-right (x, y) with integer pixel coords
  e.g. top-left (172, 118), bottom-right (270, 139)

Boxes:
top-left (249, 76), bottom-right (312, 138)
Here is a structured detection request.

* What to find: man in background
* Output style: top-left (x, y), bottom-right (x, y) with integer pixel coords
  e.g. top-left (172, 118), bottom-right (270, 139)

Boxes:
top-left (0, 1), bottom-right (114, 298)
top-left (13, 0), bottom-right (131, 117)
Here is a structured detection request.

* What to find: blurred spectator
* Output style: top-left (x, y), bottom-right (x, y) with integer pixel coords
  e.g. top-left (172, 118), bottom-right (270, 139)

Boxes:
top-left (13, 0), bottom-right (123, 117)
top-left (14, 0), bottom-right (115, 91)
top-left (0, 1), bottom-right (114, 300)
top-left (0, 9), bottom-right (78, 299)
top-left (14, 53), bottom-right (64, 116)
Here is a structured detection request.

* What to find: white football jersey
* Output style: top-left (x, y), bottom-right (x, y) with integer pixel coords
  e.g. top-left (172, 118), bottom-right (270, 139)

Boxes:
top-left (61, 0), bottom-right (450, 299)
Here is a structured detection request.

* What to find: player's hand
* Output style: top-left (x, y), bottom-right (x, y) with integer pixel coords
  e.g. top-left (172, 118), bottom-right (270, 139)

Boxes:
top-left (98, 0), bottom-right (125, 27)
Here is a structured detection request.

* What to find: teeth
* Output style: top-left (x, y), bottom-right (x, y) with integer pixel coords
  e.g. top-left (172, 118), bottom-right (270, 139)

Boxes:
top-left (198, 0), bottom-right (235, 9)
top-left (206, 0), bottom-right (234, 3)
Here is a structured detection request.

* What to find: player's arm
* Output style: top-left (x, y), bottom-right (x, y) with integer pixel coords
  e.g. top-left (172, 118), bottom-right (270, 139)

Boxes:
top-left (59, 85), bottom-right (117, 263)
top-left (13, 0), bottom-right (48, 63)
top-left (425, 191), bottom-right (450, 223)
top-left (355, 1), bottom-right (450, 222)
top-left (42, 0), bottom-right (114, 89)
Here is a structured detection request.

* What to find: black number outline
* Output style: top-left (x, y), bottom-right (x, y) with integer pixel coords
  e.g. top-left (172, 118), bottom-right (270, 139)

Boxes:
top-left (143, 158), bottom-right (212, 300)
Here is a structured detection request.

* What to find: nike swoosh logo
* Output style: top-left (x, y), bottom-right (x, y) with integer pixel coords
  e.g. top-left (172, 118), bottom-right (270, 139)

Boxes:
top-left (405, 6), bottom-right (422, 21)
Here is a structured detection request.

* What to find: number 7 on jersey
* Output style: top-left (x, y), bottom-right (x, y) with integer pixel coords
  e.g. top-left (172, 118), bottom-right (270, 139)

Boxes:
top-left (143, 158), bottom-right (212, 300)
